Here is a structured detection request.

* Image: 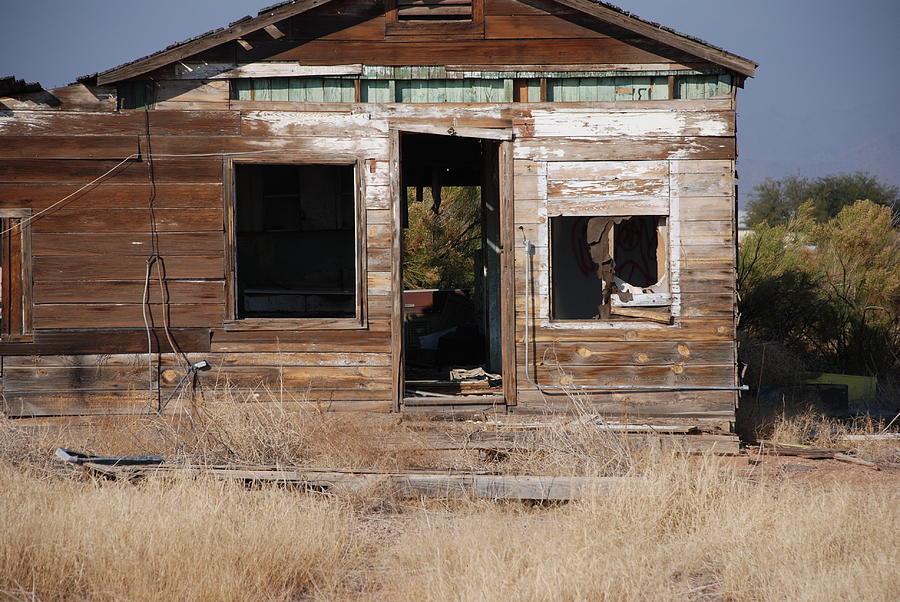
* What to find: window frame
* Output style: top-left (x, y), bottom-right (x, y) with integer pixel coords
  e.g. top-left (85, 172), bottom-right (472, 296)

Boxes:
top-left (0, 209), bottom-right (33, 342)
top-left (223, 157), bottom-right (368, 331)
top-left (385, 0), bottom-right (485, 37)
top-left (547, 214), bottom-right (674, 326)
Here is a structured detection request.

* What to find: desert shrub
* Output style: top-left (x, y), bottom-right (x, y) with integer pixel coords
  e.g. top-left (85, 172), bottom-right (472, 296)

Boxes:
top-left (739, 200), bottom-right (899, 381)
top-left (403, 186), bottom-right (482, 290)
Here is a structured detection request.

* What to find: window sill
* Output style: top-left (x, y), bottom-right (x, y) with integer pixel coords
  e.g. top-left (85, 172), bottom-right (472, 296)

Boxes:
top-left (224, 318), bottom-right (367, 332)
top-left (545, 321), bottom-right (669, 329)
top-left (0, 335), bottom-right (34, 344)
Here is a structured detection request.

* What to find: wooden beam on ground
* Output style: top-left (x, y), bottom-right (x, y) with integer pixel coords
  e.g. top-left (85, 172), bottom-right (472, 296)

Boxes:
top-left (381, 431), bottom-right (740, 455)
top-left (80, 463), bottom-right (628, 501)
top-left (758, 441), bottom-right (843, 459)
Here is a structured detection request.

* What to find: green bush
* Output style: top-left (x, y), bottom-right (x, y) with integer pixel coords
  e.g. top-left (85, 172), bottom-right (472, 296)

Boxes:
top-left (738, 200), bottom-right (899, 379)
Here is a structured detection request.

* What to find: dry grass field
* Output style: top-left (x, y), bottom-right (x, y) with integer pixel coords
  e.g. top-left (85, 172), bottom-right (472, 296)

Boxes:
top-left (1, 401), bottom-right (898, 601)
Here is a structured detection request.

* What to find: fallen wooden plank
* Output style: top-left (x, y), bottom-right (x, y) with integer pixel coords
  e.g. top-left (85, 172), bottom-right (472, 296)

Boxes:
top-left (838, 433), bottom-right (900, 441)
top-left (759, 441), bottom-right (841, 459)
top-left (81, 463), bottom-right (628, 501)
top-left (380, 431), bottom-right (740, 455)
top-left (833, 453), bottom-right (880, 471)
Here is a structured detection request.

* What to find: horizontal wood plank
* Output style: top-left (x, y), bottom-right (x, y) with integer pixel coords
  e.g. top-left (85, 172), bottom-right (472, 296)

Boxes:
top-left (514, 137), bottom-right (735, 161)
top-left (524, 340), bottom-right (734, 366)
top-left (0, 328), bottom-right (211, 355)
top-left (34, 280), bottom-right (224, 304)
top-left (33, 232), bottom-right (224, 256)
top-left (32, 208), bottom-right (223, 233)
top-left (33, 303), bottom-right (224, 329)
top-left (0, 158), bottom-right (221, 184)
top-left (0, 110), bottom-right (241, 136)
top-left (0, 183), bottom-right (223, 210)
top-left (34, 255), bottom-right (224, 281)
top-left (518, 110), bottom-right (734, 138)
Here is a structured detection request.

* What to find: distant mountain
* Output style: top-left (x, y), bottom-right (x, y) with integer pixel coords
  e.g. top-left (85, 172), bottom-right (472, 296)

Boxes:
top-left (738, 132), bottom-right (900, 208)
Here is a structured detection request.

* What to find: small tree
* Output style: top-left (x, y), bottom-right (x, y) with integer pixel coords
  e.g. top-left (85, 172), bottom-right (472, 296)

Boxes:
top-left (403, 186), bottom-right (482, 290)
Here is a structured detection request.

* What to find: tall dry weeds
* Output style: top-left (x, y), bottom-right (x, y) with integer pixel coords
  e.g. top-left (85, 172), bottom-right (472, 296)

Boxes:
top-left (379, 453), bottom-right (899, 601)
top-left (0, 462), bottom-right (363, 601)
top-left (3, 389), bottom-right (898, 601)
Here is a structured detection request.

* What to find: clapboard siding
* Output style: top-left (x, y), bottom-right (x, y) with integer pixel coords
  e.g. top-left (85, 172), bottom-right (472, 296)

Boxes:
top-left (0, 0), bottom-right (744, 417)
top-left (512, 138), bottom-right (737, 411)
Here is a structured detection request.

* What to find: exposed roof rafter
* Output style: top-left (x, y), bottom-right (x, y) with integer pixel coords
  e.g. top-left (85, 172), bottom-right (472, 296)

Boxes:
top-left (91, 0), bottom-right (757, 86)
top-left (94, 0), bottom-right (332, 85)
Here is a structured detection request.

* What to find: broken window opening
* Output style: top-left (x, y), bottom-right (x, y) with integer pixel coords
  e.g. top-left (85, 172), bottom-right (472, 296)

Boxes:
top-left (550, 215), bottom-right (670, 322)
top-left (234, 164), bottom-right (357, 320)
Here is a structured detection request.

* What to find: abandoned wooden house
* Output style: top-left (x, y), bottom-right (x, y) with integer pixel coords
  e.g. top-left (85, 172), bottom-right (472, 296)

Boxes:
top-left (0, 0), bottom-right (756, 421)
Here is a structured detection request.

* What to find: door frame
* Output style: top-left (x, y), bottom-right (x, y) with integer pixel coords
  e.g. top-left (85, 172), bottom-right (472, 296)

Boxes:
top-left (389, 125), bottom-right (517, 410)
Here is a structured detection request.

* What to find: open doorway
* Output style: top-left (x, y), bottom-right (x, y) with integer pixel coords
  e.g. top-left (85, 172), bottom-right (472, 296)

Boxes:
top-left (399, 133), bottom-right (503, 402)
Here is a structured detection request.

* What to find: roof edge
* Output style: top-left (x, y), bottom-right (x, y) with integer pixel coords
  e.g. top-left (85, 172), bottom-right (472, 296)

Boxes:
top-left (95, 0), bottom-right (757, 86)
top-left (95, 0), bottom-right (331, 86)
top-left (555, 0), bottom-right (757, 77)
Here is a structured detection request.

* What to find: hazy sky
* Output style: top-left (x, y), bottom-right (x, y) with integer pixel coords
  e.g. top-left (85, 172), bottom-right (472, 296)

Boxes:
top-left (2, 0), bottom-right (899, 196)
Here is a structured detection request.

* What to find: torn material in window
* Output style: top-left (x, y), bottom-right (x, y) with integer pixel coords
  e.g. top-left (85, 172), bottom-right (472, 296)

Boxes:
top-left (551, 215), bottom-right (671, 322)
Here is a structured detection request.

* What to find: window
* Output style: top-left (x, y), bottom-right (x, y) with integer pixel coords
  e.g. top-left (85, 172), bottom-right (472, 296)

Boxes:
top-left (0, 210), bottom-right (32, 340)
top-left (386, 0), bottom-right (484, 36)
top-left (117, 81), bottom-right (155, 110)
top-left (550, 216), bottom-right (671, 323)
top-left (228, 73), bottom-right (733, 104)
top-left (547, 77), bottom-right (670, 102)
top-left (232, 78), bottom-right (355, 102)
top-left (229, 163), bottom-right (363, 327)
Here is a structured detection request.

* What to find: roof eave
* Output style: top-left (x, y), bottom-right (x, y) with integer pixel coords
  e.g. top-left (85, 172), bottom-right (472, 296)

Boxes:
top-left (555, 0), bottom-right (757, 77)
top-left (95, 0), bottom-right (331, 86)
top-left (95, 0), bottom-right (757, 87)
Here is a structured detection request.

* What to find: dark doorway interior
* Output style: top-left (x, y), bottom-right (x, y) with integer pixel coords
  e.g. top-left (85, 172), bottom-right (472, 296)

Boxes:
top-left (400, 133), bottom-right (503, 400)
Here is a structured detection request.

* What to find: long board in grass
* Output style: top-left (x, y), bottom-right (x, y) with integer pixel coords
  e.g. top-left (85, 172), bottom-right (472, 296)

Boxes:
top-left (81, 463), bottom-right (629, 501)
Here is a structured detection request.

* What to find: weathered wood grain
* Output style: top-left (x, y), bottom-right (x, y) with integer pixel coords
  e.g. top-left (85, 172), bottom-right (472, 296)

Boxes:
top-left (515, 318), bottom-right (735, 343)
top-left (0, 183), bottom-right (223, 209)
top-left (240, 111), bottom-right (389, 137)
top-left (0, 328), bottom-right (211, 356)
top-left (514, 137), bottom-right (735, 161)
top-left (210, 329), bottom-right (392, 353)
top-left (33, 304), bottom-right (224, 330)
top-left (518, 110), bottom-right (734, 138)
top-left (263, 38), bottom-right (687, 67)
top-left (0, 110), bottom-right (241, 136)
top-left (515, 389), bottom-right (735, 418)
top-left (31, 208), bottom-right (223, 233)
top-left (33, 232), bottom-right (224, 256)
top-left (0, 158), bottom-right (221, 184)
top-left (34, 280), bottom-right (224, 304)
top-left (523, 341), bottom-right (734, 366)
top-left (34, 255), bottom-right (224, 280)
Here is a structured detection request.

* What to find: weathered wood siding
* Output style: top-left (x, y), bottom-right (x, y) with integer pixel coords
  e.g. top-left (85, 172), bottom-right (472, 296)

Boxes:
top-left (0, 0), bottom-right (741, 417)
top-left (0, 105), bottom-right (396, 414)
top-left (142, 0), bottom-right (706, 72)
top-left (512, 99), bottom-right (737, 417)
